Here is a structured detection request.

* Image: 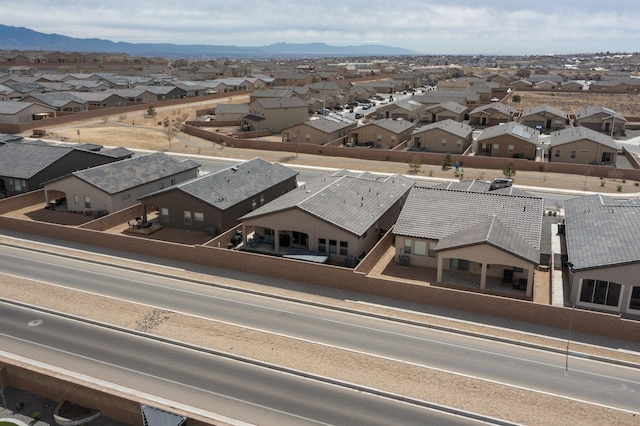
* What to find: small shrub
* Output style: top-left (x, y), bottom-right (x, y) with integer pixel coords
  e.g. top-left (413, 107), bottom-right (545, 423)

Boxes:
top-left (623, 179), bottom-right (626, 183)
top-left (15, 401), bottom-right (24, 411)
top-left (617, 185), bottom-right (622, 192)
top-left (32, 411), bottom-right (41, 421)
top-left (635, 182), bottom-right (639, 187)
top-left (601, 181), bottom-right (606, 187)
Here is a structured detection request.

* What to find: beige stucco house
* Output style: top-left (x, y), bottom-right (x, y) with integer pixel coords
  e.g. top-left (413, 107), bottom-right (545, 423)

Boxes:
top-left (43, 152), bottom-right (199, 216)
top-left (468, 102), bottom-right (515, 127)
top-left (565, 195), bottom-right (640, 317)
top-left (423, 101), bottom-right (467, 123)
top-left (549, 126), bottom-right (618, 165)
top-left (476, 122), bottom-right (539, 159)
top-left (240, 170), bottom-right (414, 266)
top-left (348, 118), bottom-right (415, 148)
top-left (573, 106), bottom-right (626, 136)
top-left (409, 119), bottom-right (473, 153)
top-left (394, 184), bottom-right (544, 298)
top-left (519, 104), bottom-right (569, 132)
top-left (244, 97), bottom-right (309, 132)
top-left (376, 100), bottom-right (425, 122)
top-left (282, 116), bottom-right (356, 145)
top-left (0, 100), bottom-right (57, 124)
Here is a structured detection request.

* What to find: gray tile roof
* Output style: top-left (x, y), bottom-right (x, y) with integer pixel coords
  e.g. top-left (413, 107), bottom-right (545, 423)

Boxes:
top-left (255, 97), bottom-right (308, 109)
top-left (72, 152), bottom-right (200, 195)
top-left (394, 185), bottom-right (543, 251)
top-left (0, 142), bottom-right (72, 178)
top-left (469, 102), bottom-right (515, 116)
top-left (550, 126), bottom-right (618, 149)
top-left (303, 117), bottom-right (354, 133)
top-left (520, 104), bottom-right (568, 119)
top-left (574, 105), bottom-right (626, 122)
top-left (0, 100), bottom-right (36, 114)
top-left (476, 121), bottom-right (539, 144)
top-left (241, 170), bottom-right (414, 236)
top-left (434, 216), bottom-right (540, 263)
top-left (25, 92), bottom-right (88, 108)
top-left (564, 194), bottom-right (640, 270)
top-left (140, 158), bottom-right (298, 210)
top-left (368, 118), bottom-right (415, 134)
top-left (433, 179), bottom-right (537, 197)
top-left (425, 101), bottom-right (468, 114)
top-left (412, 119), bottom-right (473, 139)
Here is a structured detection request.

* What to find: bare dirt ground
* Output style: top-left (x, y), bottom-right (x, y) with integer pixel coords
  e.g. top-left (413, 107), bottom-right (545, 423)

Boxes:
top-left (6, 95), bottom-right (640, 425)
top-left (505, 91), bottom-right (640, 119)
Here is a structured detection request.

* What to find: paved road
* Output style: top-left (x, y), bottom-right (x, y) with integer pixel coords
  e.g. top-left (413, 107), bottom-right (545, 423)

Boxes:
top-left (1, 302), bottom-right (493, 426)
top-left (1, 242), bottom-right (639, 414)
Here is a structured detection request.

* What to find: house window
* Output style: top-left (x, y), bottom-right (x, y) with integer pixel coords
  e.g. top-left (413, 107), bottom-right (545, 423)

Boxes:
top-left (184, 210), bottom-right (192, 225)
top-left (84, 196), bottom-right (91, 209)
top-left (441, 139), bottom-right (447, 147)
top-left (329, 239), bottom-right (337, 254)
top-left (171, 178), bottom-right (176, 185)
top-left (508, 145), bottom-right (514, 153)
top-left (8, 178), bottom-right (27, 191)
top-left (376, 134), bottom-right (382, 142)
top-left (404, 239), bottom-right (412, 254)
top-left (629, 287), bottom-right (640, 311)
top-left (456, 140), bottom-right (462, 148)
top-left (340, 241), bottom-right (348, 255)
top-left (252, 198), bottom-right (257, 209)
top-left (194, 212), bottom-right (204, 222)
top-left (73, 195), bottom-right (78, 205)
top-left (305, 134), bottom-right (311, 142)
top-left (428, 241), bottom-right (436, 257)
top-left (570, 150), bottom-right (577, 159)
top-left (121, 193), bottom-right (130, 201)
top-left (414, 240), bottom-right (427, 256)
top-left (318, 238), bottom-right (326, 253)
top-left (161, 208), bottom-right (169, 222)
top-left (260, 194), bottom-right (265, 204)
top-left (492, 144), bottom-right (499, 152)
top-left (579, 279), bottom-right (621, 307)
top-left (292, 231), bottom-right (308, 247)
top-left (555, 149), bottom-right (560, 158)
top-left (159, 182), bottom-right (165, 189)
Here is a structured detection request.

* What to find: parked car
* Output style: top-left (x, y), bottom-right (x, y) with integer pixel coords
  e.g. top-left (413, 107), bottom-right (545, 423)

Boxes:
top-left (355, 113), bottom-right (364, 119)
top-left (490, 178), bottom-right (513, 190)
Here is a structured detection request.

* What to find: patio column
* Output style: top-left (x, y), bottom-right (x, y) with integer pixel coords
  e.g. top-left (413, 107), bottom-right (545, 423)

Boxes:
top-left (273, 228), bottom-right (280, 252)
top-left (480, 263), bottom-right (488, 289)
top-left (241, 223), bottom-right (247, 245)
top-left (436, 255), bottom-right (444, 283)
top-left (526, 268), bottom-right (534, 298)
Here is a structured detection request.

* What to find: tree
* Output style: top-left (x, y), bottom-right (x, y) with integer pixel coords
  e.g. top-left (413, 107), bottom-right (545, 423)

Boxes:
top-left (164, 126), bottom-right (177, 148)
top-left (408, 155), bottom-right (422, 174)
top-left (146, 105), bottom-right (157, 118)
top-left (512, 94), bottom-right (521, 103)
top-left (503, 162), bottom-right (517, 179)
top-left (442, 153), bottom-right (453, 170)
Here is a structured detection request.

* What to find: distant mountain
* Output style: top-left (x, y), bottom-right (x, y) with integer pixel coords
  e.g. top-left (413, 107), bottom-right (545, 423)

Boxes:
top-left (0, 24), bottom-right (417, 58)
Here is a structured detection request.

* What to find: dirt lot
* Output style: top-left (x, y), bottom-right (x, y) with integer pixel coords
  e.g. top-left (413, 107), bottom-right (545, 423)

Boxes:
top-left (505, 91), bottom-right (640, 119)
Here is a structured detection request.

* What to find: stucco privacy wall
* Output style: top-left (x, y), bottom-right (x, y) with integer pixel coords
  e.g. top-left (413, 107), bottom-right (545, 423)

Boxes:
top-left (0, 355), bottom-right (222, 426)
top-left (0, 211), bottom-right (638, 342)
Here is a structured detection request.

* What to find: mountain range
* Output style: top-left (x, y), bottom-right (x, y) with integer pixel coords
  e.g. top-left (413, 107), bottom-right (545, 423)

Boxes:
top-left (0, 24), bottom-right (417, 58)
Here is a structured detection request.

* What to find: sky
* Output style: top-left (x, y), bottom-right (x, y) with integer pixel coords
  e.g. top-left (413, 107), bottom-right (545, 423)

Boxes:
top-left (2, 0), bottom-right (639, 55)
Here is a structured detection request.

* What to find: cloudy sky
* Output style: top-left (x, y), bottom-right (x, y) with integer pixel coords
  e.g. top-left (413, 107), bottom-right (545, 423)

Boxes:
top-left (3, 0), bottom-right (638, 55)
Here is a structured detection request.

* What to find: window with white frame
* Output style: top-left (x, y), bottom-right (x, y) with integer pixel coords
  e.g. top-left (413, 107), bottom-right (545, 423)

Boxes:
top-left (404, 239), bottom-right (412, 254)
top-left (305, 134), bottom-right (311, 142)
top-left (184, 210), bottom-right (192, 225)
top-left (376, 134), bottom-right (382, 142)
top-left (414, 240), bottom-right (427, 256)
top-left (161, 208), bottom-right (169, 222)
top-left (318, 238), bottom-right (326, 253)
top-left (492, 144), bottom-right (499, 152)
top-left (508, 145), bottom-right (514, 153)
top-left (428, 241), bottom-right (436, 257)
top-left (329, 239), bottom-right (337, 254)
top-left (84, 196), bottom-right (91, 209)
top-left (340, 241), bottom-right (348, 255)
top-left (570, 150), bottom-right (577, 159)
top-left (194, 212), bottom-right (204, 222)
top-left (555, 149), bottom-right (560, 158)
top-left (629, 287), bottom-right (640, 311)
top-left (456, 140), bottom-right (462, 148)
top-left (121, 193), bottom-right (130, 201)
top-left (441, 139), bottom-right (447, 147)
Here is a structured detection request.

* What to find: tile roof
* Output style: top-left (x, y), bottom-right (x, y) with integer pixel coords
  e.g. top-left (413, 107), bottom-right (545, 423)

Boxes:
top-left (255, 97), bottom-right (308, 109)
top-left (241, 170), bottom-right (414, 236)
top-left (469, 102), bottom-right (515, 116)
top-left (564, 194), bottom-right (640, 270)
top-left (434, 216), bottom-right (540, 263)
top-left (476, 121), bottom-right (539, 144)
top-left (550, 126), bottom-right (618, 149)
top-left (25, 92), bottom-right (88, 107)
top-left (368, 118), bottom-right (415, 134)
top-left (140, 158), bottom-right (297, 210)
top-left (394, 185), bottom-right (543, 251)
top-left (520, 104), bottom-right (568, 119)
top-left (412, 119), bottom-right (473, 139)
top-left (71, 152), bottom-right (200, 194)
top-left (433, 179), bottom-right (536, 197)
top-left (302, 116), bottom-right (355, 133)
top-left (574, 105), bottom-right (627, 122)
top-left (425, 101), bottom-right (468, 114)
top-left (0, 142), bottom-right (72, 178)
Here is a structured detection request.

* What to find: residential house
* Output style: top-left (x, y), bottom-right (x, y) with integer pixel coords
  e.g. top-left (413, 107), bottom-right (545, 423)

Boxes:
top-left (376, 100), bottom-right (425, 122)
top-left (106, 88), bottom-right (159, 104)
top-left (560, 81), bottom-right (585, 91)
top-left (282, 115), bottom-right (356, 145)
top-left (573, 106), bottom-right (627, 135)
top-left (42, 152), bottom-right (199, 215)
top-left (476, 122), bottom-right (539, 159)
top-left (64, 92), bottom-right (128, 109)
top-left (240, 170), bottom-right (414, 265)
top-left (0, 141), bottom-right (132, 198)
top-left (423, 101), bottom-right (467, 123)
top-left (214, 103), bottom-right (249, 122)
top-left (243, 97), bottom-right (309, 132)
top-left (348, 118), bottom-right (415, 148)
top-left (393, 184), bottom-right (544, 297)
top-left (409, 119), bottom-right (473, 153)
top-left (413, 92), bottom-right (480, 109)
top-left (133, 85), bottom-right (187, 100)
top-left (564, 194), bottom-right (640, 316)
top-left (0, 100), bottom-right (57, 124)
top-left (518, 104), bottom-right (569, 132)
top-left (508, 79), bottom-right (533, 90)
top-left (549, 126), bottom-right (618, 165)
top-left (137, 158), bottom-right (298, 235)
top-left (533, 80), bottom-right (559, 90)
top-left (21, 92), bottom-right (88, 113)
top-left (468, 103), bottom-right (516, 127)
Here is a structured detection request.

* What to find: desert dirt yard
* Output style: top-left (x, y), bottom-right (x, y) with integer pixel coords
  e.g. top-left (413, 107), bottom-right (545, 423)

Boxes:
top-left (6, 95), bottom-right (640, 425)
